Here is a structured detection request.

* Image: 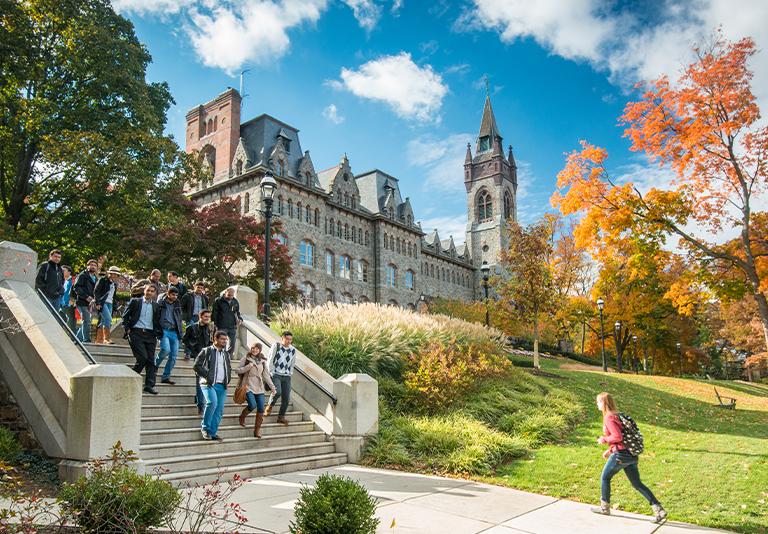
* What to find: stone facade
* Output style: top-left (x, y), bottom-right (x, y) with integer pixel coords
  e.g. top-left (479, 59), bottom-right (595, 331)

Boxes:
top-left (184, 89), bottom-right (517, 307)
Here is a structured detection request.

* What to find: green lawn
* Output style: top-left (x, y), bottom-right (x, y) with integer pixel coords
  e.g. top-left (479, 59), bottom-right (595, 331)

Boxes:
top-left (489, 358), bottom-right (768, 534)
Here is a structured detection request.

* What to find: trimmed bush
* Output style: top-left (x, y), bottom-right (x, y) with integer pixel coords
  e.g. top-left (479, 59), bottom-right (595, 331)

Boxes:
top-left (59, 445), bottom-right (180, 533)
top-left (0, 426), bottom-right (21, 463)
top-left (290, 474), bottom-right (379, 534)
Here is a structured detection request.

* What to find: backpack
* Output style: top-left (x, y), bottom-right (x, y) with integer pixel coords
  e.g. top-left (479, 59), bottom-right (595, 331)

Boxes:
top-left (617, 413), bottom-right (644, 456)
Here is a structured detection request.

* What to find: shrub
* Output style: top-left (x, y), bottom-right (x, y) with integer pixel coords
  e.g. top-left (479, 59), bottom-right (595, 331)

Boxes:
top-left (289, 474), bottom-right (379, 534)
top-left (0, 426), bottom-right (21, 463)
top-left (404, 340), bottom-right (511, 411)
top-left (59, 444), bottom-right (180, 533)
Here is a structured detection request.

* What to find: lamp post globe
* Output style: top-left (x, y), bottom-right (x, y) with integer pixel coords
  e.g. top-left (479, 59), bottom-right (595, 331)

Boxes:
top-left (260, 172), bottom-right (277, 323)
top-left (480, 262), bottom-right (490, 327)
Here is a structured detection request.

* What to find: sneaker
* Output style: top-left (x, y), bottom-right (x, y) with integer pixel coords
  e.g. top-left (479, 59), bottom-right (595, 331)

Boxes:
top-left (211, 435), bottom-right (223, 442)
top-left (161, 378), bottom-right (176, 385)
top-left (143, 387), bottom-right (159, 395)
top-left (652, 505), bottom-right (667, 524)
top-left (201, 429), bottom-right (211, 440)
top-left (276, 416), bottom-right (289, 426)
top-left (591, 501), bottom-right (610, 516)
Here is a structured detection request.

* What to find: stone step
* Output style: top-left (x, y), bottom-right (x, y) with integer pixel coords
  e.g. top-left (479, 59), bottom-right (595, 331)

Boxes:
top-left (140, 392), bottom-right (289, 408)
top-left (141, 403), bottom-right (288, 418)
top-left (146, 441), bottom-right (338, 474)
top-left (141, 411), bottom-right (303, 431)
top-left (86, 343), bottom-right (185, 356)
top-left (158, 452), bottom-right (348, 485)
top-left (140, 421), bottom-right (316, 444)
top-left (140, 431), bottom-right (328, 460)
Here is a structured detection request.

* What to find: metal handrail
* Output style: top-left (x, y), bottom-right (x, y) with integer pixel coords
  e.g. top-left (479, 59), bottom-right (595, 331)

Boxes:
top-left (241, 321), bottom-right (337, 405)
top-left (37, 289), bottom-right (97, 365)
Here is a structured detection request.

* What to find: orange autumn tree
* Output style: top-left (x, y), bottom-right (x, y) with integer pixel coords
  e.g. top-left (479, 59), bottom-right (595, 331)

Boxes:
top-left (553, 35), bottom-right (768, 351)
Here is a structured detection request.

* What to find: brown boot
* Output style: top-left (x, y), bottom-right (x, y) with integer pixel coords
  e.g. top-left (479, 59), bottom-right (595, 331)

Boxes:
top-left (104, 327), bottom-right (115, 345)
top-left (238, 408), bottom-right (249, 427)
top-left (276, 416), bottom-right (289, 426)
top-left (94, 327), bottom-right (105, 344)
top-left (254, 412), bottom-right (264, 438)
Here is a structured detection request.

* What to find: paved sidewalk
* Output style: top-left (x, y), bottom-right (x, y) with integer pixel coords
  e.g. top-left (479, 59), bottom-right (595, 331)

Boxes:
top-left (221, 464), bottom-right (734, 534)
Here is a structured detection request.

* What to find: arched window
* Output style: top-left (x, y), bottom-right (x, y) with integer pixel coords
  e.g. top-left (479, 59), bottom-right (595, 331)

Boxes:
top-left (243, 193), bottom-right (250, 213)
top-left (396, 238), bottom-right (401, 254)
top-left (305, 172), bottom-right (312, 185)
top-left (277, 196), bottom-right (283, 215)
top-left (339, 255), bottom-right (351, 279)
top-left (388, 299), bottom-right (398, 307)
top-left (356, 260), bottom-right (369, 282)
top-left (344, 193), bottom-right (349, 207)
top-left (340, 292), bottom-right (353, 304)
top-left (329, 217), bottom-right (335, 235)
top-left (297, 202), bottom-right (302, 220)
top-left (325, 250), bottom-right (334, 275)
top-left (236, 160), bottom-right (243, 176)
top-left (326, 289), bottom-right (335, 303)
top-left (504, 190), bottom-right (513, 220)
top-left (477, 190), bottom-right (493, 221)
top-left (305, 205), bottom-right (311, 223)
top-left (287, 199), bottom-right (293, 218)
top-left (336, 221), bottom-right (342, 238)
top-left (344, 223), bottom-right (349, 240)
top-left (314, 209), bottom-right (320, 226)
top-left (405, 270), bottom-right (414, 290)
top-left (301, 281), bottom-right (315, 305)
top-left (351, 196), bottom-right (356, 209)
top-left (430, 264), bottom-right (434, 277)
top-left (299, 240), bottom-right (314, 267)
top-left (407, 303), bottom-right (416, 311)
top-left (365, 231), bottom-right (370, 246)
top-left (389, 235), bottom-right (394, 249)
top-left (386, 264), bottom-right (397, 287)
top-left (207, 118), bottom-right (213, 134)
top-left (276, 159), bottom-right (284, 176)
top-left (213, 116), bottom-right (218, 131)
top-left (383, 233), bottom-right (388, 249)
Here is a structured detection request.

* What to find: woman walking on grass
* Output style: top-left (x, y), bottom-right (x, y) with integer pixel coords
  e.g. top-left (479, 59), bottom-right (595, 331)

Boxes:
top-left (592, 392), bottom-right (667, 523)
top-left (236, 343), bottom-right (275, 439)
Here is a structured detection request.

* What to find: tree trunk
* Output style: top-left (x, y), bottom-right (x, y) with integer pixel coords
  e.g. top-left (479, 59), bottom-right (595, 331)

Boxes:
top-left (533, 313), bottom-right (540, 370)
top-left (580, 322), bottom-right (586, 355)
top-left (751, 289), bottom-right (768, 353)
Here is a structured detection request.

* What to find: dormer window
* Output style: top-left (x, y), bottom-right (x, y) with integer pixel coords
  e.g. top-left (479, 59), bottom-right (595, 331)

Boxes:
top-left (276, 159), bottom-right (284, 176)
top-left (479, 135), bottom-right (491, 152)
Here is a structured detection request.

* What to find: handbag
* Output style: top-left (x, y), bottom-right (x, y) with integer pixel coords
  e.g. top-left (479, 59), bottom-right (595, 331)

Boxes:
top-left (233, 359), bottom-right (252, 405)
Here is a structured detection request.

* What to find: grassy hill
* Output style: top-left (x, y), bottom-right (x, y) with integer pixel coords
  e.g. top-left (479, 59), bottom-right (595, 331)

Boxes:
top-left (492, 358), bottom-right (768, 534)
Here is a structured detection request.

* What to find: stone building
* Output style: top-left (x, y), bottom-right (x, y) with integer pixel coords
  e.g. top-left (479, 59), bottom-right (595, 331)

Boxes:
top-left (184, 88), bottom-right (517, 308)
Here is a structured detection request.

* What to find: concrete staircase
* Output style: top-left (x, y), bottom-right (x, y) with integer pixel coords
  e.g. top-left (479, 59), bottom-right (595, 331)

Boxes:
top-left (87, 342), bottom-right (347, 484)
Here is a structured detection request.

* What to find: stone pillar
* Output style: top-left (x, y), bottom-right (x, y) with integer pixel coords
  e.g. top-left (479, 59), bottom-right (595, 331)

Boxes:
top-left (332, 373), bottom-right (378, 463)
top-left (233, 285), bottom-right (259, 317)
top-left (0, 241), bottom-right (37, 287)
top-left (58, 364), bottom-right (144, 482)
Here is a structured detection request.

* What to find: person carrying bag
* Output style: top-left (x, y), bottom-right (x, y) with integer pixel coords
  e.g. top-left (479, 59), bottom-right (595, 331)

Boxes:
top-left (235, 343), bottom-right (276, 439)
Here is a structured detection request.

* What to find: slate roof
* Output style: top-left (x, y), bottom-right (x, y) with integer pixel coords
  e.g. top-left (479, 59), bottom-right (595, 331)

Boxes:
top-left (240, 114), bottom-right (303, 178)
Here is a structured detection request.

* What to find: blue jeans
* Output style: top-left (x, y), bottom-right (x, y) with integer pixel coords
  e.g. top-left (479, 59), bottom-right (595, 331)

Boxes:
top-left (601, 451), bottom-right (660, 505)
top-left (201, 383), bottom-right (227, 437)
top-left (97, 302), bottom-right (113, 329)
top-left (76, 305), bottom-right (91, 342)
top-left (246, 391), bottom-right (265, 413)
top-left (155, 329), bottom-right (179, 381)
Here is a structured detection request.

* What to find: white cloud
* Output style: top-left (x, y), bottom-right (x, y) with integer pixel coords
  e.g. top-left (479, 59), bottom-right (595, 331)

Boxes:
top-left (331, 53), bottom-right (448, 122)
top-left (470, 0), bottom-right (768, 112)
top-left (186, 0), bottom-right (327, 73)
top-left (419, 215), bottom-right (467, 245)
top-left (112, 0), bottom-right (196, 14)
top-left (391, 0), bottom-right (403, 15)
top-left (322, 104), bottom-right (345, 124)
top-left (406, 133), bottom-right (473, 192)
top-left (342, 0), bottom-right (381, 31)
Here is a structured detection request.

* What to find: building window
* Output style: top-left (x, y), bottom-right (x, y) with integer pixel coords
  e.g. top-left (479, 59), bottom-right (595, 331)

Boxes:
top-left (329, 217), bottom-right (334, 235)
top-left (365, 231), bottom-right (370, 246)
top-left (344, 193), bottom-right (349, 207)
top-left (314, 208), bottom-right (320, 226)
top-left (276, 160), bottom-right (284, 176)
top-left (386, 264), bottom-right (397, 287)
top-left (243, 193), bottom-right (249, 213)
top-left (305, 205), bottom-right (311, 223)
top-left (337, 221), bottom-right (342, 238)
top-left (477, 190), bottom-right (493, 221)
top-left (388, 299), bottom-right (398, 306)
top-left (297, 202), bottom-right (302, 220)
top-left (389, 235), bottom-right (395, 249)
top-left (405, 270), bottom-right (414, 290)
top-left (396, 238), bottom-right (401, 254)
top-left (355, 260), bottom-right (368, 282)
top-left (288, 199), bottom-right (293, 218)
top-left (339, 255), bottom-right (351, 279)
top-left (299, 240), bottom-right (314, 267)
top-left (344, 223), bottom-right (349, 240)
top-left (326, 289), bottom-right (335, 303)
top-left (351, 196), bottom-right (356, 209)
top-left (301, 281), bottom-right (315, 305)
top-left (383, 233), bottom-right (388, 250)
top-left (236, 160), bottom-right (243, 176)
top-left (430, 264), bottom-right (434, 277)
top-left (325, 250), bottom-right (334, 275)
top-left (277, 196), bottom-right (284, 215)
top-left (504, 190), bottom-right (513, 220)
top-left (305, 171), bottom-right (312, 185)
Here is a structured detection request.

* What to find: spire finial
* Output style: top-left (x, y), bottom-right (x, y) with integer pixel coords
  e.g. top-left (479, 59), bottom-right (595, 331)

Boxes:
top-left (484, 74), bottom-right (489, 96)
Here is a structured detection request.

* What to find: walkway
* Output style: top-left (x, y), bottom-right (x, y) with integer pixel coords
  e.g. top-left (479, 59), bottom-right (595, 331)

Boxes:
top-left (216, 464), bottom-right (734, 534)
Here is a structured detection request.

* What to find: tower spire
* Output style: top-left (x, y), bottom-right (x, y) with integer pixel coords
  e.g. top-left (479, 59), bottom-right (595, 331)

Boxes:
top-left (465, 142), bottom-right (472, 164)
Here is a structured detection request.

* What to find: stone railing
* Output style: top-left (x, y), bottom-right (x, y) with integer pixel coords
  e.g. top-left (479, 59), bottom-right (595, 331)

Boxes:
top-left (233, 286), bottom-right (378, 462)
top-left (0, 241), bottom-right (142, 481)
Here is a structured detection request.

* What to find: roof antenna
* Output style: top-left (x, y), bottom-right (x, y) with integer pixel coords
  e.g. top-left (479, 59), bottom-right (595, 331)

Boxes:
top-left (239, 69), bottom-right (251, 99)
top-left (484, 74), bottom-right (490, 97)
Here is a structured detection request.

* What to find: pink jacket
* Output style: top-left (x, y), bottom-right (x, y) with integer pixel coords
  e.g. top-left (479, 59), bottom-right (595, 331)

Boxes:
top-left (599, 413), bottom-right (626, 453)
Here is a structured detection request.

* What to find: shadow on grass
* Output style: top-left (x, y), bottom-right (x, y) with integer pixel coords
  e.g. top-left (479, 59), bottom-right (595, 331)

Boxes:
top-left (544, 369), bottom-right (768, 440)
top-left (703, 380), bottom-right (768, 398)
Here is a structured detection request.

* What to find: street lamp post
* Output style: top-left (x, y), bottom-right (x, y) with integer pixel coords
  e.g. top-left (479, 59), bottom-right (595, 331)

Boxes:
top-left (259, 172), bottom-right (277, 323)
top-left (614, 320), bottom-right (623, 373)
top-left (676, 342), bottom-right (683, 377)
top-left (597, 298), bottom-right (606, 372)
top-left (480, 262), bottom-right (491, 327)
top-left (632, 335), bottom-right (639, 374)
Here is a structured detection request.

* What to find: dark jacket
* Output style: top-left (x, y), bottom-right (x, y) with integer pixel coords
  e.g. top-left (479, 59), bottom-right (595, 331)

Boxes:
top-left (35, 261), bottom-right (64, 301)
top-left (94, 277), bottom-right (117, 307)
top-left (121, 297), bottom-right (162, 339)
top-left (182, 321), bottom-right (213, 356)
top-left (73, 270), bottom-right (97, 307)
top-left (193, 345), bottom-right (232, 387)
top-left (180, 292), bottom-right (209, 322)
top-left (156, 296), bottom-right (183, 338)
top-left (169, 281), bottom-right (187, 299)
top-left (212, 296), bottom-right (242, 329)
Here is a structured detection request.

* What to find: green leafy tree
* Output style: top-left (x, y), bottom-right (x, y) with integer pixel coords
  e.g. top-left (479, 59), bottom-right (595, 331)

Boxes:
top-left (0, 0), bottom-right (184, 262)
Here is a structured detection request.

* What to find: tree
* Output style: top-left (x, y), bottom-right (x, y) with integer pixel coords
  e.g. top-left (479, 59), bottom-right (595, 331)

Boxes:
top-left (127, 197), bottom-right (298, 306)
top-left (0, 0), bottom-right (183, 262)
top-left (496, 219), bottom-right (556, 369)
top-left (554, 35), bottom-right (768, 351)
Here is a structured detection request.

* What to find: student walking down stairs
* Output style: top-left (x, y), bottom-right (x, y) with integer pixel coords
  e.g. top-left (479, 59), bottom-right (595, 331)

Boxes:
top-left (236, 343), bottom-right (275, 439)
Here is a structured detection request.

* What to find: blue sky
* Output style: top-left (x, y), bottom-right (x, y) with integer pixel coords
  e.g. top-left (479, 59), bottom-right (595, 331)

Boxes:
top-left (114, 0), bottom-right (767, 242)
